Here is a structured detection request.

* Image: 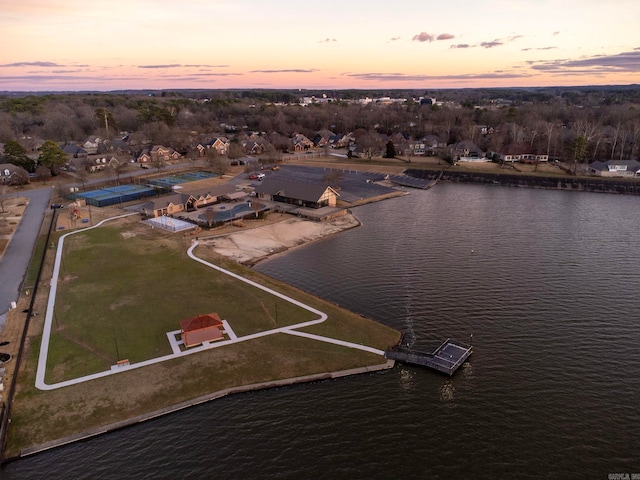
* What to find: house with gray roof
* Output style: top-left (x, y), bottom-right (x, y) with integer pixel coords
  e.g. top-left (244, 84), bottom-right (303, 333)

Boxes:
top-left (0, 163), bottom-right (30, 185)
top-left (587, 160), bottom-right (640, 177)
top-left (254, 178), bottom-right (339, 209)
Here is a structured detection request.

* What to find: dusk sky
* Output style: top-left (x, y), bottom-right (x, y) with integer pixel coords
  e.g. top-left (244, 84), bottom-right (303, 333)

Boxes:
top-left (1, 0), bottom-right (639, 91)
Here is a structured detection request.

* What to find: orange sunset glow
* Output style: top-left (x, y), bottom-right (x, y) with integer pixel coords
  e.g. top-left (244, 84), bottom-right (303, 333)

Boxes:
top-left (1, 0), bottom-right (639, 91)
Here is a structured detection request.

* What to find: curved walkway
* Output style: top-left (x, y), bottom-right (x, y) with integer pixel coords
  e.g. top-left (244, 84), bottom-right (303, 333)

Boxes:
top-left (35, 216), bottom-right (383, 391)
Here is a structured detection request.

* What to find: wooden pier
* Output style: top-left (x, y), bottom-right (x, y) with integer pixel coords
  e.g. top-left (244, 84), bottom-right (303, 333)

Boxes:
top-left (384, 338), bottom-right (472, 376)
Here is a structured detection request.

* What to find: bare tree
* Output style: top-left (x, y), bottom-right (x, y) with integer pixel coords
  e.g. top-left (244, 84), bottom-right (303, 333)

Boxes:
top-left (111, 160), bottom-right (129, 185)
top-left (630, 120), bottom-right (640, 160)
top-left (36, 165), bottom-right (51, 184)
top-left (251, 199), bottom-right (263, 218)
top-left (0, 186), bottom-right (8, 213)
top-left (354, 129), bottom-right (383, 161)
top-left (204, 207), bottom-right (215, 227)
top-left (151, 157), bottom-right (167, 173)
top-left (544, 122), bottom-right (555, 158)
top-left (76, 167), bottom-right (89, 190)
top-left (322, 169), bottom-right (343, 189)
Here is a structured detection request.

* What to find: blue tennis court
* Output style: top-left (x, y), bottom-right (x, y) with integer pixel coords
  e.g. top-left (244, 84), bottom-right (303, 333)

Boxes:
top-left (148, 171), bottom-right (218, 189)
top-left (72, 184), bottom-right (158, 207)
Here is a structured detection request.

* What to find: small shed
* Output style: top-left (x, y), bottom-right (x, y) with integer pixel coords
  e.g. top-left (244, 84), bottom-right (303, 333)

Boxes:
top-left (179, 313), bottom-right (224, 348)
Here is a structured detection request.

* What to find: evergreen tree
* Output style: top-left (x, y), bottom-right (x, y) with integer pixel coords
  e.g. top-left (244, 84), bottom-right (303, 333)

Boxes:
top-left (385, 140), bottom-right (396, 158)
top-left (38, 140), bottom-right (67, 173)
top-left (3, 140), bottom-right (36, 172)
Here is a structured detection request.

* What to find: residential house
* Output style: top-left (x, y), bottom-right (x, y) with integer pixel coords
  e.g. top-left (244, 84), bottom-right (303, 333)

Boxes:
top-left (82, 136), bottom-right (103, 154)
top-left (254, 179), bottom-right (339, 209)
top-left (290, 133), bottom-right (314, 152)
top-left (0, 163), bottom-right (29, 185)
top-left (104, 138), bottom-right (133, 156)
top-left (137, 145), bottom-right (182, 164)
top-left (451, 140), bottom-right (483, 161)
top-left (497, 151), bottom-right (549, 163)
top-left (587, 160), bottom-right (640, 177)
top-left (313, 129), bottom-right (336, 148)
top-left (62, 143), bottom-right (88, 160)
top-left (331, 132), bottom-right (355, 149)
top-left (204, 136), bottom-right (229, 156)
top-left (180, 313), bottom-right (224, 348)
top-left (242, 140), bottom-right (265, 155)
top-left (399, 135), bottom-right (441, 157)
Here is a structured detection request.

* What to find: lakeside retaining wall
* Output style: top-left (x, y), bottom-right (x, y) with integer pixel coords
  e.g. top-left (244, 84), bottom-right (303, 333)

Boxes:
top-left (405, 168), bottom-right (640, 195)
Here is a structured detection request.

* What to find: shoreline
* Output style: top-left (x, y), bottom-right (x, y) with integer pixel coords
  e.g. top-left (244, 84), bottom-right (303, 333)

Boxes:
top-left (2, 208), bottom-right (399, 462)
top-left (200, 212), bottom-right (363, 266)
top-left (9, 360), bottom-right (394, 462)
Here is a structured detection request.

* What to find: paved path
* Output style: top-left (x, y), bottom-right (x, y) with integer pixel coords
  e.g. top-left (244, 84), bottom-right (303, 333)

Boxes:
top-left (0, 187), bottom-right (52, 329)
top-left (35, 222), bottom-right (383, 391)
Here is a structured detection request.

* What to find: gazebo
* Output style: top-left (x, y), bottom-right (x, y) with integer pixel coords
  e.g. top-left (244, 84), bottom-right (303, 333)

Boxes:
top-left (179, 313), bottom-right (224, 348)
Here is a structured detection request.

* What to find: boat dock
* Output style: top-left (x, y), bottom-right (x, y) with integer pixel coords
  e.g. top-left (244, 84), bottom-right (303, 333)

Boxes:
top-left (384, 338), bottom-right (472, 376)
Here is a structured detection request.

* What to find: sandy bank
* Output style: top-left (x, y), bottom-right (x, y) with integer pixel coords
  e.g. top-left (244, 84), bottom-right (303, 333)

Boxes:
top-left (201, 213), bottom-right (361, 265)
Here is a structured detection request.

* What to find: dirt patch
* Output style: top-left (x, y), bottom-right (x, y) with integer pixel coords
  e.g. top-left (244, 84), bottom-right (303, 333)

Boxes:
top-left (202, 214), bottom-right (361, 265)
top-left (0, 196), bottom-right (29, 258)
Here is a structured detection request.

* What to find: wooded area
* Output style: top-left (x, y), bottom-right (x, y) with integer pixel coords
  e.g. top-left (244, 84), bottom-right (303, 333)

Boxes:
top-left (1, 86), bottom-right (639, 176)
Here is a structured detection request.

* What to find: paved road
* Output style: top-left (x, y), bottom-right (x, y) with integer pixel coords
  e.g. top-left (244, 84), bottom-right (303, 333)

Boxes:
top-left (0, 186), bottom-right (52, 329)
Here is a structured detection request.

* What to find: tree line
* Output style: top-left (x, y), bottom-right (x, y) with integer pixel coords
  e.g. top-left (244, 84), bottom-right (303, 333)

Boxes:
top-left (1, 87), bottom-right (639, 172)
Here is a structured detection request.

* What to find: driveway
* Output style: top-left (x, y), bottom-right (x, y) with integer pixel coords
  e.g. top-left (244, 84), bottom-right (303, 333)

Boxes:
top-left (0, 186), bottom-right (52, 329)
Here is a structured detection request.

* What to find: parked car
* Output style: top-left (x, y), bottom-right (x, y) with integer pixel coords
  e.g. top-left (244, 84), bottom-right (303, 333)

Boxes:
top-left (50, 203), bottom-right (64, 209)
top-left (271, 165), bottom-right (280, 171)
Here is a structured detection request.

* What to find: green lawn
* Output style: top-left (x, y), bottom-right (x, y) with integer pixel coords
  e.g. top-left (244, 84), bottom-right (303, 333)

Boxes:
top-left (48, 224), bottom-right (317, 382)
top-left (7, 217), bottom-right (399, 456)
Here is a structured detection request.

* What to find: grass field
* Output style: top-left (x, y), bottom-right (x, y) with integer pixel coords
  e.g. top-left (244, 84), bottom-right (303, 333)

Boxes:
top-left (7, 215), bottom-right (400, 455)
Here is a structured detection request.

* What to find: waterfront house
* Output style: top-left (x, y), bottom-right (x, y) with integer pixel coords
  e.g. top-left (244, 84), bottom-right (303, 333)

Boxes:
top-left (587, 160), bottom-right (640, 177)
top-left (498, 151), bottom-right (549, 164)
top-left (254, 178), bottom-right (339, 208)
top-left (180, 313), bottom-right (224, 348)
top-left (450, 140), bottom-right (483, 161)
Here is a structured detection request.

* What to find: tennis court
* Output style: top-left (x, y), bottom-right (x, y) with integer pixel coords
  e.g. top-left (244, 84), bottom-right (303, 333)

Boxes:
top-left (147, 171), bottom-right (218, 190)
top-left (71, 185), bottom-right (158, 207)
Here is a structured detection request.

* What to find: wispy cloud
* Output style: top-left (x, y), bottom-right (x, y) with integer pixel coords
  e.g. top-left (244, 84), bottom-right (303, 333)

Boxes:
top-left (522, 46), bottom-right (557, 51)
top-left (345, 71), bottom-right (532, 82)
top-left (529, 50), bottom-right (640, 73)
top-left (319, 38), bottom-right (337, 43)
top-left (451, 35), bottom-right (522, 49)
top-left (250, 69), bottom-right (318, 74)
top-left (412, 32), bottom-right (455, 43)
top-left (412, 32), bottom-right (434, 42)
top-left (138, 64), bottom-right (230, 69)
top-left (138, 64), bottom-right (181, 69)
top-left (1, 61), bottom-right (63, 67)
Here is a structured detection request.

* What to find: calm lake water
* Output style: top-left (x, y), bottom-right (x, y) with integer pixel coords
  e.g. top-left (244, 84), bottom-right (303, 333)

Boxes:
top-left (3, 183), bottom-right (640, 479)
